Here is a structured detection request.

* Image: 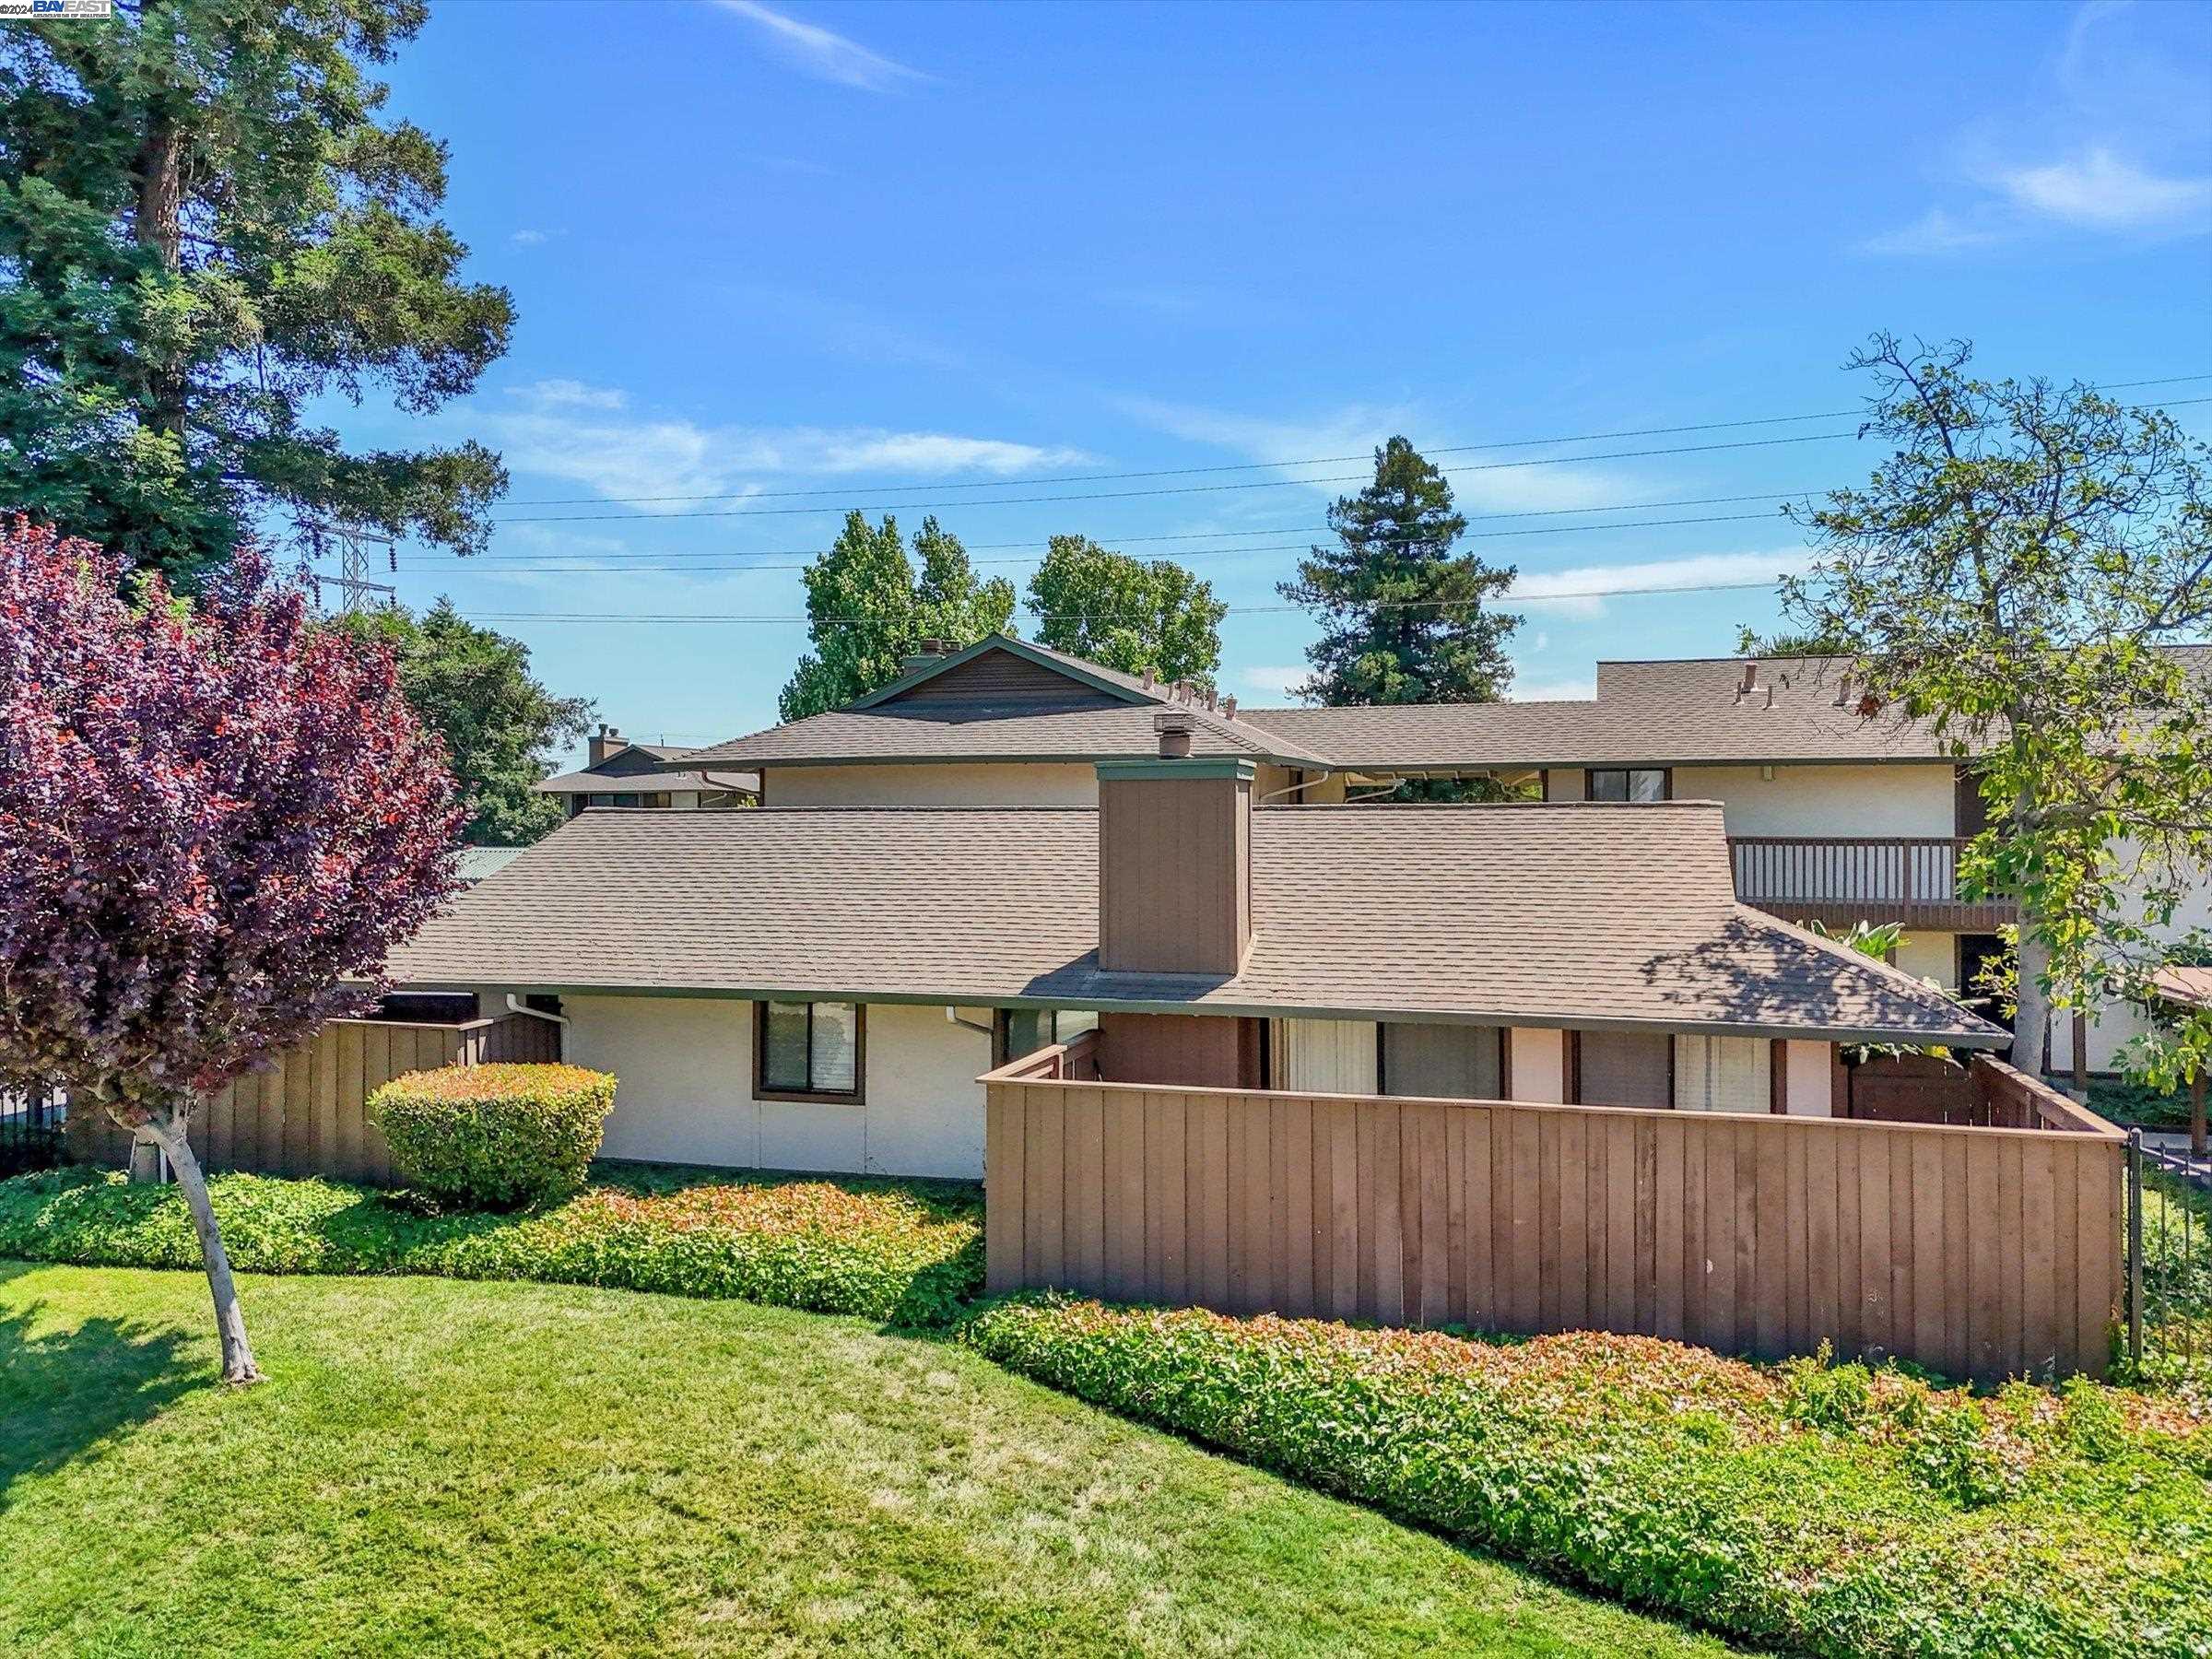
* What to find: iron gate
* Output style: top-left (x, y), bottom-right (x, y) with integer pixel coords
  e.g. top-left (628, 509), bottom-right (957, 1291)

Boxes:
top-left (2128, 1128), bottom-right (2211, 1381)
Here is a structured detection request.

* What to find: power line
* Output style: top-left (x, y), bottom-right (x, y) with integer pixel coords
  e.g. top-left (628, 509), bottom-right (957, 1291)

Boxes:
top-left (464, 574), bottom-right (1791, 628)
top-left (482, 394), bottom-right (2212, 525)
top-left (467, 488), bottom-right (1830, 564)
top-left (490, 372), bottom-right (2212, 508)
top-left (458, 511), bottom-right (1791, 575)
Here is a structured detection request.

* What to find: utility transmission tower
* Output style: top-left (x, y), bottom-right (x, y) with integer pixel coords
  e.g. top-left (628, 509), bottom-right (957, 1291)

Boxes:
top-left (298, 520), bottom-right (397, 615)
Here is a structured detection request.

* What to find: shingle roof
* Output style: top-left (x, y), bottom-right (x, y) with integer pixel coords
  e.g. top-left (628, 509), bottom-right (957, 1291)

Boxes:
top-left (1241, 656), bottom-right (1956, 768)
top-left (686, 700), bottom-right (1331, 769)
top-left (388, 801), bottom-right (2003, 1046)
top-left (535, 763), bottom-right (759, 795)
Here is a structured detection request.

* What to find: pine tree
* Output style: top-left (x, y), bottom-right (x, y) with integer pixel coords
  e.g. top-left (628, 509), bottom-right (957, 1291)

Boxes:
top-left (0, 0), bottom-right (513, 583)
top-left (1278, 437), bottom-right (1520, 704)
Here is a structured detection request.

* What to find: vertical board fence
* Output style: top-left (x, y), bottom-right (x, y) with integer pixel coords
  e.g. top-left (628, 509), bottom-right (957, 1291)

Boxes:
top-left (983, 1050), bottom-right (2126, 1382)
top-left (65, 1013), bottom-right (561, 1184)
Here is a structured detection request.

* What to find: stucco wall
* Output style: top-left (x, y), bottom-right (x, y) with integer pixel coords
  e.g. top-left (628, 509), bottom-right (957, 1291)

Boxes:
top-left (1671, 762), bottom-right (1957, 837)
top-left (763, 761), bottom-right (1099, 807)
top-left (561, 994), bottom-right (998, 1179)
top-left (1893, 930), bottom-right (1958, 988)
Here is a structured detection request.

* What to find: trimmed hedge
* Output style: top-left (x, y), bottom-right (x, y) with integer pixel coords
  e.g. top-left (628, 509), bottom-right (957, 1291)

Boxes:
top-left (959, 1295), bottom-right (2212, 1659)
top-left (373, 1063), bottom-right (616, 1209)
top-left (0, 1164), bottom-right (982, 1326)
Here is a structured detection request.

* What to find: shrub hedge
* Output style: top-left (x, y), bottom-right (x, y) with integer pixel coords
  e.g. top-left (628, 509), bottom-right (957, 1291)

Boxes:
top-left (959, 1295), bottom-right (2212, 1659)
top-left (372, 1063), bottom-right (616, 1210)
top-left (0, 1164), bottom-right (982, 1326)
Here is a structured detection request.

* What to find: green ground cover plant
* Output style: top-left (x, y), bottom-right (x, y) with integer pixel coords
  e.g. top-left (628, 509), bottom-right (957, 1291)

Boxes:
top-left (373, 1063), bottom-right (618, 1208)
top-left (959, 1295), bottom-right (2212, 1659)
top-left (0, 1163), bottom-right (981, 1326)
top-left (0, 1266), bottom-right (1720, 1657)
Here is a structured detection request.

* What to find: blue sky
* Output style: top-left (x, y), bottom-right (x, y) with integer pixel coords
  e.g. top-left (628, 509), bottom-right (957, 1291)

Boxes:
top-left (340, 0), bottom-right (2212, 754)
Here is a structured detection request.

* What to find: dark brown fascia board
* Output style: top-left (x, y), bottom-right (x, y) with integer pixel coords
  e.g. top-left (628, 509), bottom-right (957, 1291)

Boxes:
top-left (1320, 752), bottom-right (1963, 772)
top-left (844, 632), bottom-right (1160, 712)
top-left (385, 976), bottom-right (2006, 1049)
top-left (728, 748), bottom-right (1312, 770)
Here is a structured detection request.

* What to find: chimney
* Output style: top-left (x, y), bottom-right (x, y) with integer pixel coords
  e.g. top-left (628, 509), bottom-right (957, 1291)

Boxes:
top-left (900, 637), bottom-right (953, 677)
top-left (1221, 695), bottom-right (1238, 720)
top-left (588, 724), bottom-right (628, 766)
top-left (1740, 661), bottom-right (1759, 694)
top-left (1095, 736), bottom-right (1253, 978)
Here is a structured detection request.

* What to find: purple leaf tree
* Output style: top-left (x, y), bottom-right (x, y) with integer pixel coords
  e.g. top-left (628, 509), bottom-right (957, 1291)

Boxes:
top-left (0, 521), bottom-right (463, 1383)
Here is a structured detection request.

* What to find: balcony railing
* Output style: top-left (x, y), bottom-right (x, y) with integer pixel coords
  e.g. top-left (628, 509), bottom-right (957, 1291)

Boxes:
top-left (1728, 835), bottom-right (2018, 931)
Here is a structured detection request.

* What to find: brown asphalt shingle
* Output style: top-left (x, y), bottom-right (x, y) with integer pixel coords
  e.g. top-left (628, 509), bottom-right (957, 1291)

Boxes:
top-left (389, 801), bottom-right (2003, 1045)
top-left (687, 700), bottom-right (1332, 769)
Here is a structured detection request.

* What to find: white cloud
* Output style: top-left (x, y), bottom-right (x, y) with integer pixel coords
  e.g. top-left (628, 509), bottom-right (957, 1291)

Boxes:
top-left (1236, 664), bottom-right (1309, 700)
top-left (1855, 206), bottom-right (2004, 257)
top-left (1507, 676), bottom-right (1597, 703)
top-left (712, 0), bottom-right (927, 91)
top-left (508, 229), bottom-right (552, 248)
top-left (1507, 549), bottom-right (1812, 619)
top-left (1113, 394), bottom-right (1631, 514)
top-left (484, 381), bottom-right (1088, 512)
top-left (1994, 147), bottom-right (2211, 229)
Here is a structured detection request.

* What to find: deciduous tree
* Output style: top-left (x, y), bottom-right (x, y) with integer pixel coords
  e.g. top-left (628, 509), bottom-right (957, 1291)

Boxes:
top-left (1779, 335), bottom-right (2212, 1077)
top-left (779, 513), bottom-right (1015, 720)
top-left (0, 520), bottom-right (463, 1382)
top-left (0, 0), bottom-right (512, 583)
top-left (1278, 437), bottom-right (1520, 704)
top-left (336, 599), bottom-right (591, 846)
top-left (1027, 535), bottom-right (1227, 688)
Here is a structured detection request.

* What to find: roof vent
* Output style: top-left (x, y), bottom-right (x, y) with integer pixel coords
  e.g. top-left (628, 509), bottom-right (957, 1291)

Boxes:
top-left (1154, 708), bottom-right (1196, 759)
top-left (1764, 685), bottom-right (1776, 710)
top-left (1141, 667), bottom-right (1157, 689)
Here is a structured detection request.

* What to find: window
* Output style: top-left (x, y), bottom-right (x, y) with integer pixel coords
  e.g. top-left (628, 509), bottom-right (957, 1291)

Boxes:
top-left (994, 1007), bottom-right (1100, 1065)
top-left (754, 1000), bottom-right (864, 1100)
top-left (1589, 768), bottom-right (1670, 803)
top-left (1673, 1034), bottom-right (1771, 1113)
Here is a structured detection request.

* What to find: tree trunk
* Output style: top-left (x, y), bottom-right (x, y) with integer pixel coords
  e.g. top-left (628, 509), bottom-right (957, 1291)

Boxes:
top-left (131, 113), bottom-right (189, 444)
top-left (2011, 925), bottom-right (2053, 1077)
top-left (140, 1110), bottom-right (262, 1386)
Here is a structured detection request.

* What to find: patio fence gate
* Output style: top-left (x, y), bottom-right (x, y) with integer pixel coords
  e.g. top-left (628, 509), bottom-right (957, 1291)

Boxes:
top-left (2129, 1129), bottom-right (2211, 1381)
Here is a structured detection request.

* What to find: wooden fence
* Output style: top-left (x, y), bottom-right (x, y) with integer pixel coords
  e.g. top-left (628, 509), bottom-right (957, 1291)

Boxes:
top-left (66, 1013), bottom-right (562, 1184)
top-left (982, 1041), bottom-right (2125, 1381)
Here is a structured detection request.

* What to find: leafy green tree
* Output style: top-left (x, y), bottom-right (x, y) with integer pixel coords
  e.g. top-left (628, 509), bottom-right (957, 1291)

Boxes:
top-left (336, 599), bottom-right (590, 847)
top-left (0, 0), bottom-right (513, 584)
top-left (1027, 535), bottom-right (1228, 688)
top-left (780, 513), bottom-right (1016, 720)
top-left (1778, 335), bottom-right (2212, 1076)
top-left (1278, 437), bottom-right (1521, 704)
top-left (1734, 624), bottom-right (1859, 658)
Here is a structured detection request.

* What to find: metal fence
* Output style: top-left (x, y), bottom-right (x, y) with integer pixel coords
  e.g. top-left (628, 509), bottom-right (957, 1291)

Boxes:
top-left (2129, 1129), bottom-right (2211, 1381)
top-left (0, 1087), bottom-right (66, 1178)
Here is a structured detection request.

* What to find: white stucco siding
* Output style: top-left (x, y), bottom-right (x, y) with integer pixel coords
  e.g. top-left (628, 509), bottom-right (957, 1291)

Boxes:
top-left (560, 994), bottom-right (994, 1179)
top-left (764, 761), bottom-right (1099, 807)
top-left (1507, 1028), bottom-right (1568, 1102)
top-left (1892, 930), bottom-right (1958, 988)
top-left (1671, 762), bottom-right (1956, 837)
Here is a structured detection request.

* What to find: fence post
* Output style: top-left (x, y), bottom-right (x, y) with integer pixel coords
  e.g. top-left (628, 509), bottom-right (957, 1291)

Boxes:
top-left (2125, 1128), bottom-right (2144, 1375)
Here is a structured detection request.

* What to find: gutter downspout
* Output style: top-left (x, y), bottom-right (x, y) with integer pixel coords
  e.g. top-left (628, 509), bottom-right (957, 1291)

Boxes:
top-left (505, 994), bottom-right (571, 1027)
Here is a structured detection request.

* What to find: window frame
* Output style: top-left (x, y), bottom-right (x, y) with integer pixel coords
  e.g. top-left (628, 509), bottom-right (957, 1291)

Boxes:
top-left (992, 1007), bottom-right (1100, 1068)
top-left (752, 999), bottom-right (867, 1103)
top-left (1587, 767), bottom-right (1672, 804)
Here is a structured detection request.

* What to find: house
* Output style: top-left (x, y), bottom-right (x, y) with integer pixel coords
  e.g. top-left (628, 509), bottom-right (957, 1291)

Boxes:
top-left (392, 712), bottom-right (2006, 1182)
top-left (535, 724), bottom-right (759, 817)
top-left (672, 634), bottom-right (2209, 1078)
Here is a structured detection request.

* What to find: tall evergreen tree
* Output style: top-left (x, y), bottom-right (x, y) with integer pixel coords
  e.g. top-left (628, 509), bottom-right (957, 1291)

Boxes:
top-left (0, 0), bottom-right (512, 584)
top-left (1027, 535), bottom-right (1227, 688)
top-left (1278, 437), bottom-right (1520, 704)
top-left (779, 513), bottom-right (1016, 720)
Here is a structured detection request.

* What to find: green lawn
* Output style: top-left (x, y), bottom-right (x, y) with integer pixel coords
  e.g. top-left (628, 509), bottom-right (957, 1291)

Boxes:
top-left (0, 1265), bottom-right (1724, 1658)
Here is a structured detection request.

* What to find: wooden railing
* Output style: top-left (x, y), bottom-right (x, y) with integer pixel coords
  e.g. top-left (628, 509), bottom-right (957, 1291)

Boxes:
top-left (1728, 835), bottom-right (2017, 929)
top-left (65, 1011), bottom-right (564, 1183)
top-left (994, 1029), bottom-right (1102, 1083)
top-left (982, 1062), bottom-right (2125, 1381)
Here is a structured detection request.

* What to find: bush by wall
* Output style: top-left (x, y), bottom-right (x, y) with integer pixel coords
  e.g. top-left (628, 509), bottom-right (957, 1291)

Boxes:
top-left (0, 1163), bottom-right (982, 1326)
top-left (959, 1295), bottom-right (2212, 1659)
top-left (372, 1063), bottom-right (616, 1209)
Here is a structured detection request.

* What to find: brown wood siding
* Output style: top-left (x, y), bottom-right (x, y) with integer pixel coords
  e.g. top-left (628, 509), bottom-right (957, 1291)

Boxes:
top-left (879, 649), bottom-right (1127, 710)
top-left (982, 1056), bottom-right (2124, 1381)
top-left (1098, 1013), bottom-right (1259, 1090)
top-left (1099, 773), bottom-right (1251, 974)
top-left (65, 1014), bottom-right (562, 1183)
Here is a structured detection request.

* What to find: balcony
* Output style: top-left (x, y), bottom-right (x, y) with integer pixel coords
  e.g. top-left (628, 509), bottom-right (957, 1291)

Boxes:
top-left (1727, 835), bottom-right (2018, 932)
